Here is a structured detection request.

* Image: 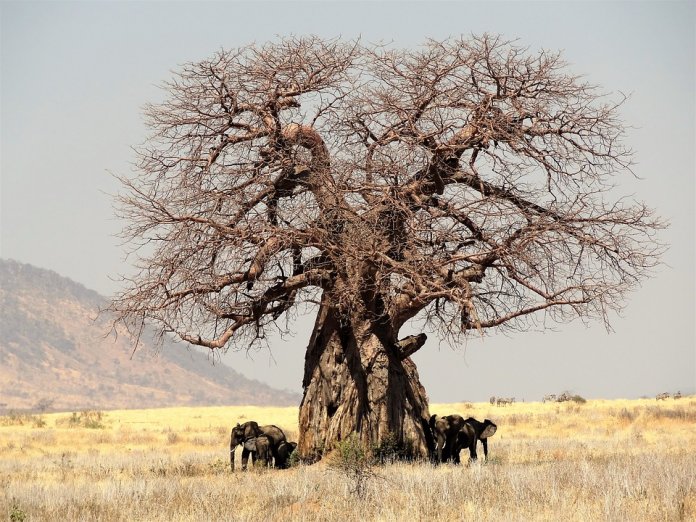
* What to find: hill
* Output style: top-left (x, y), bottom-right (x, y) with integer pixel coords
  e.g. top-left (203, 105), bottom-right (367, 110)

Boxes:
top-left (0, 259), bottom-right (301, 411)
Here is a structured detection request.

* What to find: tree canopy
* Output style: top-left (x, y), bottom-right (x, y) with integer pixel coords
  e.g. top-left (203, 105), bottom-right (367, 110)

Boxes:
top-left (112, 35), bottom-right (662, 354)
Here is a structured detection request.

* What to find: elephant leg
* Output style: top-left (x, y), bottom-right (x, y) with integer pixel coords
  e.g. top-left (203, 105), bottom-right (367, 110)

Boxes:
top-left (268, 446), bottom-right (278, 468)
top-left (454, 436), bottom-right (465, 464)
top-left (452, 445), bottom-right (461, 464)
top-left (436, 434), bottom-right (446, 463)
top-left (468, 440), bottom-right (478, 462)
top-left (482, 438), bottom-right (488, 460)
top-left (241, 448), bottom-right (251, 470)
top-left (230, 443), bottom-right (237, 472)
top-left (447, 433), bottom-right (459, 464)
top-left (259, 449), bottom-right (270, 467)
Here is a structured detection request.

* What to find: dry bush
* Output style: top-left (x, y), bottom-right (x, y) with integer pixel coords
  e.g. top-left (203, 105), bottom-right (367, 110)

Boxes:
top-left (55, 410), bottom-right (105, 429)
top-left (643, 404), bottom-right (696, 422)
top-left (0, 411), bottom-right (43, 427)
top-left (617, 407), bottom-right (637, 424)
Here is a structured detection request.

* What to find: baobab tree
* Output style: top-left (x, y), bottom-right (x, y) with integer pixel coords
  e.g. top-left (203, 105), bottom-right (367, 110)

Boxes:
top-left (111, 35), bottom-right (663, 459)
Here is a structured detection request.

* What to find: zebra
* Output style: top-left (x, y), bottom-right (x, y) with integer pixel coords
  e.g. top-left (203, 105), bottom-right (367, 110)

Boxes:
top-left (542, 394), bottom-right (557, 403)
top-left (656, 392), bottom-right (670, 401)
top-left (556, 392), bottom-right (573, 403)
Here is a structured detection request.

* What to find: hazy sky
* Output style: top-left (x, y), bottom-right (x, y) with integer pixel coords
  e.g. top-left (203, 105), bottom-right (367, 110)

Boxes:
top-left (2, 1), bottom-right (694, 403)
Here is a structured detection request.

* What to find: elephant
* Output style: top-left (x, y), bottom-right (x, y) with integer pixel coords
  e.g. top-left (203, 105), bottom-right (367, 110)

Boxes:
top-left (454, 418), bottom-right (497, 462)
top-left (429, 414), bottom-right (468, 463)
top-left (230, 421), bottom-right (287, 471)
top-left (243, 435), bottom-right (272, 467)
top-left (230, 421), bottom-right (258, 471)
top-left (275, 440), bottom-right (297, 469)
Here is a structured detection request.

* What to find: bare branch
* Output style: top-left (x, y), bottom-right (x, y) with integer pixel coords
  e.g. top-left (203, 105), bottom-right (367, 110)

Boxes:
top-left (111, 35), bottom-right (665, 353)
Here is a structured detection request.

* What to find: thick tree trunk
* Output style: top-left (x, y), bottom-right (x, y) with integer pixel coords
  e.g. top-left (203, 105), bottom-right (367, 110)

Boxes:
top-left (298, 298), bottom-right (434, 461)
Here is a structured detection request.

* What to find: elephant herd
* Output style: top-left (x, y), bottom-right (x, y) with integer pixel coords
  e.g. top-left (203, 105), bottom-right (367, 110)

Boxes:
top-left (429, 414), bottom-right (497, 464)
top-left (229, 420), bottom-right (297, 471)
top-left (230, 414), bottom-right (497, 471)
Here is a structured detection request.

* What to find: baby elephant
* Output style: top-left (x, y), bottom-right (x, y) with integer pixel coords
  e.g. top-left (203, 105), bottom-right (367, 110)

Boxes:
top-left (455, 418), bottom-right (497, 462)
top-left (243, 435), bottom-right (272, 467)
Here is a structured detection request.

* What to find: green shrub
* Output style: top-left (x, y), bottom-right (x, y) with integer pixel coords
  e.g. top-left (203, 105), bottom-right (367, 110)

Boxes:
top-left (287, 447), bottom-right (301, 468)
top-left (328, 433), bottom-right (378, 499)
top-left (207, 458), bottom-right (228, 474)
top-left (10, 503), bottom-right (27, 522)
top-left (371, 432), bottom-right (414, 464)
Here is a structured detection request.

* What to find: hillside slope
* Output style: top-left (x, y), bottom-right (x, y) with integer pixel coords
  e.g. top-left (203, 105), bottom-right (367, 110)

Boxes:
top-left (0, 259), bottom-right (300, 411)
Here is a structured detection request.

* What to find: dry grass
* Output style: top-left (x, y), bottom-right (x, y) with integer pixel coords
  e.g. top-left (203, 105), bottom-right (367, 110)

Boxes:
top-left (1, 398), bottom-right (695, 521)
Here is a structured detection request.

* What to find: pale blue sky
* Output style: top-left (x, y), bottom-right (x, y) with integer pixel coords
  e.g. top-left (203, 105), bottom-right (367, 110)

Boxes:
top-left (1, 1), bottom-right (694, 402)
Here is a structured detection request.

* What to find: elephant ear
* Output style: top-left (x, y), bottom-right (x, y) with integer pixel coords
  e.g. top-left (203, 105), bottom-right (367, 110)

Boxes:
top-left (243, 438), bottom-right (257, 451)
top-left (481, 423), bottom-right (497, 439)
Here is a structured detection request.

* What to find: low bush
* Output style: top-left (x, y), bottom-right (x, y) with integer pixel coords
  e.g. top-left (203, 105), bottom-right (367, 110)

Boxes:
top-left (327, 433), bottom-right (379, 498)
top-left (372, 432), bottom-right (413, 464)
top-left (1, 411), bottom-right (43, 427)
top-left (57, 410), bottom-right (105, 429)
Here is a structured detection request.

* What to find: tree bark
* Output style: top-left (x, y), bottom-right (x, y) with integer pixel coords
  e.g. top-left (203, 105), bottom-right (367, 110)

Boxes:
top-left (298, 296), bottom-right (434, 461)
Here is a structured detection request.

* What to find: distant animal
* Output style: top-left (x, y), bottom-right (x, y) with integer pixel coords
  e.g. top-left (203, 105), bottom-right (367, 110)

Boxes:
top-left (655, 392), bottom-right (670, 401)
top-left (489, 396), bottom-right (496, 405)
top-left (496, 397), bottom-right (515, 407)
top-left (556, 392), bottom-right (572, 403)
top-left (455, 418), bottom-right (497, 462)
top-left (542, 394), bottom-right (557, 403)
top-left (230, 421), bottom-right (287, 471)
top-left (673, 391), bottom-right (682, 400)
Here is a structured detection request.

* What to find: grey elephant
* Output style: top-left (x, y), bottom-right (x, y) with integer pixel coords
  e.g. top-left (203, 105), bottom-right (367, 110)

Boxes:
top-left (429, 414), bottom-right (468, 463)
top-left (455, 418), bottom-right (497, 462)
top-left (230, 420), bottom-right (287, 471)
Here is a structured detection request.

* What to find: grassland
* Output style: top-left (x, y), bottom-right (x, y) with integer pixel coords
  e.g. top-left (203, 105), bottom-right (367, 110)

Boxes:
top-left (1, 398), bottom-right (695, 521)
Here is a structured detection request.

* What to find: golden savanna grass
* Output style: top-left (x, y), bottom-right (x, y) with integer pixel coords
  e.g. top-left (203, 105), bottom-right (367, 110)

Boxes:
top-left (1, 398), bottom-right (695, 521)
